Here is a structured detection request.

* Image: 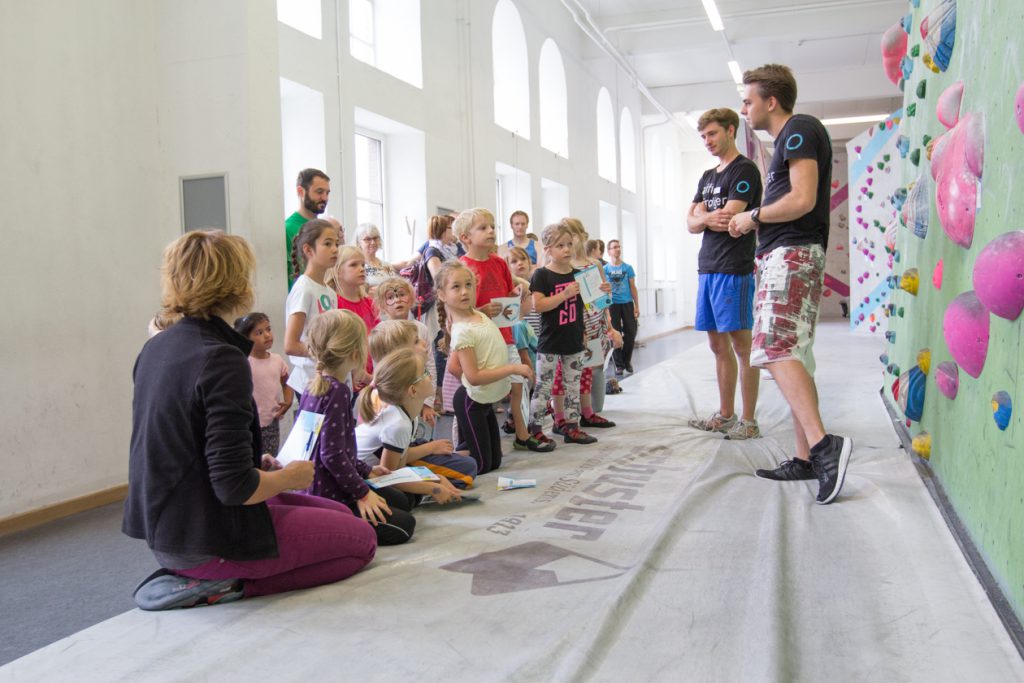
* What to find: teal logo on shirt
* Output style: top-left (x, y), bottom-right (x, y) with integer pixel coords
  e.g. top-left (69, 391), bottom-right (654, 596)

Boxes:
top-left (785, 133), bottom-right (804, 151)
top-left (735, 180), bottom-right (750, 194)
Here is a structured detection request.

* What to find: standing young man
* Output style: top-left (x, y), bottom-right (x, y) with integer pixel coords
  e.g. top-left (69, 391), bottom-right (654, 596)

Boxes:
top-left (603, 240), bottom-right (639, 375)
top-left (728, 64), bottom-right (851, 505)
top-left (686, 108), bottom-right (763, 441)
top-left (285, 168), bottom-right (331, 289)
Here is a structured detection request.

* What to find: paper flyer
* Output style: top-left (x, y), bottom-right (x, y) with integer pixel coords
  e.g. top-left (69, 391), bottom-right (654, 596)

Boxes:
top-left (581, 337), bottom-right (605, 368)
top-left (367, 466), bottom-right (441, 489)
top-left (574, 265), bottom-right (611, 310)
top-left (276, 410), bottom-right (325, 465)
top-left (490, 296), bottom-right (521, 328)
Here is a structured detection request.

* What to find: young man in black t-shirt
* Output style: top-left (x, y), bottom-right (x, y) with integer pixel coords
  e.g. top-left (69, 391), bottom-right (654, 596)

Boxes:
top-left (686, 108), bottom-right (763, 442)
top-left (728, 63), bottom-right (852, 505)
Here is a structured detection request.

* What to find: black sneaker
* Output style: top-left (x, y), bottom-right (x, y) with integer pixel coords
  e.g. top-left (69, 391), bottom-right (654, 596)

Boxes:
top-left (624, 363), bottom-right (634, 373)
top-left (580, 413), bottom-right (615, 428)
top-left (810, 434), bottom-right (853, 505)
top-left (514, 434), bottom-right (556, 452)
top-left (755, 458), bottom-right (815, 481)
top-left (501, 418), bottom-right (516, 435)
top-left (563, 425), bottom-right (597, 445)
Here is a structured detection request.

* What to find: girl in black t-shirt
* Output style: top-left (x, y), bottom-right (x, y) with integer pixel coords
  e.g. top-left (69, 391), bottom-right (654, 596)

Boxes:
top-left (527, 223), bottom-right (599, 445)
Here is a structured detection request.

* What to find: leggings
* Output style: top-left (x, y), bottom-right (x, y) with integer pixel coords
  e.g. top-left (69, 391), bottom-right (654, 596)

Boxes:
top-left (531, 351), bottom-right (584, 426)
top-left (346, 486), bottom-right (416, 546)
top-left (454, 385), bottom-right (502, 474)
top-left (178, 491), bottom-right (376, 599)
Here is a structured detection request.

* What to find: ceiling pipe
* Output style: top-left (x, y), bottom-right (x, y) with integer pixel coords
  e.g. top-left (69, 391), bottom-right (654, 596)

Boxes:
top-left (559, 0), bottom-right (686, 133)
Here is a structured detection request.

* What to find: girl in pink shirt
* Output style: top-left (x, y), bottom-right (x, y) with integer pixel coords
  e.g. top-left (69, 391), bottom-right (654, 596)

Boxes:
top-left (234, 312), bottom-right (293, 455)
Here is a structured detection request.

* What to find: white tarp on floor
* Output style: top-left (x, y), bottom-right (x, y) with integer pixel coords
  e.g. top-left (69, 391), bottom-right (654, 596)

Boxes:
top-left (4, 323), bottom-right (1022, 682)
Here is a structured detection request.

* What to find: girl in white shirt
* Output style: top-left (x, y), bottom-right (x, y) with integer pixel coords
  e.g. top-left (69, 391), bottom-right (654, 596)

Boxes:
top-left (436, 261), bottom-right (533, 474)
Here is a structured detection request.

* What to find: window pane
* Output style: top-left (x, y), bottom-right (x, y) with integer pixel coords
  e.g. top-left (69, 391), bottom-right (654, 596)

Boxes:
top-left (277, 0), bottom-right (321, 39)
top-left (350, 0), bottom-right (374, 44)
top-left (350, 38), bottom-right (374, 66)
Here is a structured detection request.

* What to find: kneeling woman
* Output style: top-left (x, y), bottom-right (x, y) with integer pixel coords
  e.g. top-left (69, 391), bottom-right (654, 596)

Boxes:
top-left (124, 230), bottom-right (377, 610)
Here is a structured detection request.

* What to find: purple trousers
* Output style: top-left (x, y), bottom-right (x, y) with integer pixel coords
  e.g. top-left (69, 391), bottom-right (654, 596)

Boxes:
top-left (179, 491), bottom-right (377, 599)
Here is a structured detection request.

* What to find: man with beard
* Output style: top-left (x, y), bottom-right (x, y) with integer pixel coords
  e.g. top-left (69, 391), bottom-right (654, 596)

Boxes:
top-left (286, 168), bottom-right (331, 289)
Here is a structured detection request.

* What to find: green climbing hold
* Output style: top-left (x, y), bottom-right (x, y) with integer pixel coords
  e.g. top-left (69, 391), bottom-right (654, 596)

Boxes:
top-left (868, 191), bottom-right (875, 199)
top-left (899, 79), bottom-right (906, 93)
top-left (898, 306), bottom-right (905, 318)
top-left (883, 154), bottom-right (891, 162)
top-left (877, 161), bottom-right (885, 170)
top-left (916, 80), bottom-right (927, 98)
top-left (923, 134), bottom-right (932, 146)
top-left (907, 103), bottom-right (917, 117)
top-left (879, 122), bottom-right (886, 131)
top-left (910, 149), bottom-right (921, 166)
top-left (910, 44), bottom-right (920, 57)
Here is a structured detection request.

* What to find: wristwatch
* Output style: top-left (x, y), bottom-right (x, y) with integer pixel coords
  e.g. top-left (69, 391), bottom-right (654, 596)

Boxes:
top-left (750, 207), bottom-right (761, 225)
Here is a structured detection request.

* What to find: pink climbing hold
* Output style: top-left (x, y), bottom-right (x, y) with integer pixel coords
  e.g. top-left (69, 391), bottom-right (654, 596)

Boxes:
top-left (936, 81), bottom-right (964, 129)
top-left (973, 230), bottom-right (1024, 320)
top-left (935, 361), bottom-right (959, 399)
top-left (1016, 81), bottom-right (1024, 135)
top-left (932, 112), bottom-right (985, 249)
top-left (942, 291), bottom-right (990, 379)
top-left (881, 22), bottom-right (908, 85)
top-left (932, 259), bottom-right (943, 289)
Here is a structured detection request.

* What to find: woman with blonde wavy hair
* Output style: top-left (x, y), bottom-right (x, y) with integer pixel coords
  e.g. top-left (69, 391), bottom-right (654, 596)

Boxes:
top-left (125, 230), bottom-right (377, 611)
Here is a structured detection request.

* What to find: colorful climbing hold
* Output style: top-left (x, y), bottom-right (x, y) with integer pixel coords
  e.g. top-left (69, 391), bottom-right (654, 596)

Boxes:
top-left (907, 102), bottom-right (917, 117)
top-left (936, 81), bottom-right (963, 129)
top-left (1016, 81), bottom-right (1024, 135)
top-left (932, 259), bottom-right (943, 289)
top-left (916, 80), bottom-right (927, 98)
top-left (935, 361), bottom-right (959, 399)
top-left (897, 135), bottom-right (910, 158)
top-left (900, 268), bottom-right (919, 295)
top-left (972, 230), bottom-right (1024, 320)
top-left (911, 432), bottom-right (931, 459)
top-left (920, 0), bottom-right (956, 73)
top-left (898, 306), bottom-right (905, 318)
top-left (885, 330), bottom-right (896, 343)
top-left (932, 112), bottom-right (985, 249)
top-left (909, 148), bottom-right (921, 166)
top-left (897, 365), bottom-right (927, 422)
top-left (942, 291), bottom-right (989, 379)
top-left (992, 391), bottom-right (1012, 430)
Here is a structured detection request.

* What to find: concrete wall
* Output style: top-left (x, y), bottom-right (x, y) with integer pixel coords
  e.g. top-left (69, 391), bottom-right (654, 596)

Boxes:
top-left (882, 0), bottom-right (1024, 620)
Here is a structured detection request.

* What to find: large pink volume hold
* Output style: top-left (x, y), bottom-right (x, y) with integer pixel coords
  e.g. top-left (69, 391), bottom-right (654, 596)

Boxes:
top-left (932, 112), bottom-right (985, 248)
top-left (973, 230), bottom-right (1024, 320)
top-left (942, 291), bottom-right (989, 378)
top-left (881, 22), bottom-right (908, 85)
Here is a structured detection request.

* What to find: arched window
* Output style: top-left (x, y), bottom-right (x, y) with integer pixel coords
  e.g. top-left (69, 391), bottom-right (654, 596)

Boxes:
top-left (619, 108), bottom-right (636, 191)
top-left (492, 0), bottom-right (530, 138)
top-left (596, 87), bottom-right (616, 182)
top-left (539, 39), bottom-right (568, 157)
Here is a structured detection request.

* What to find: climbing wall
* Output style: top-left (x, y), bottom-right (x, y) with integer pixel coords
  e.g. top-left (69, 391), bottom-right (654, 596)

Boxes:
top-left (820, 149), bottom-right (850, 319)
top-left (879, 0), bottom-right (1024, 622)
top-left (846, 112), bottom-right (904, 335)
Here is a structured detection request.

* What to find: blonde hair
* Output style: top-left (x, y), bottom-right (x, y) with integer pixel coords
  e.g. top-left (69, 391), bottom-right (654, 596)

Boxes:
top-left (155, 230), bottom-right (255, 329)
top-left (304, 310), bottom-right (369, 396)
top-left (433, 260), bottom-right (476, 355)
top-left (506, 246), bottom-right (531, 267)
top-left (358, 347), bottom-right (422, 423)
top-left (453, 207), bottom-right (495, 241)
top-left (325, 245), bottom-right (365, 292)
top-left (369, 319), bottom-right (419, 364)
top-left (540, 222), bottom-right (574, 247)
top-left (373, 276), bottom-right (414, 314)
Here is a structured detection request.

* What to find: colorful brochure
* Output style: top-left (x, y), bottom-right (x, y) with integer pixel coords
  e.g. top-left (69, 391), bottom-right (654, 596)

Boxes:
top-left (574, 265), bottom-right (611, 310)
top-left (490, 296), bottom-right (521, 328)
top-left (497, 477), bottom-right (537, 490)
top-left (367, 466), bottom-right (441, 489)
top-left (277, 410), bottom-right (325, 465)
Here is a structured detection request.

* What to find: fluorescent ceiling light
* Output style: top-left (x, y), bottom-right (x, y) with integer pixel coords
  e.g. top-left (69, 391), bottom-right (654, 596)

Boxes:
top-left (701, 0), bottom-right (724, 31)
top-left (727, 60), bottom-right (743, 85)
top-left (820, 114), bottom-right (890, 126)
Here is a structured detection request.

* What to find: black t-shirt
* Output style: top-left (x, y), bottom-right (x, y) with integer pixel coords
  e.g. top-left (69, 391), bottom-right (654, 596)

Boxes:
top-left (529, 266), bottom-right (584, 355)
top-left (756, 114), bottom-right (833, 257)
top-left (692, 155), bottom-right (762, 274)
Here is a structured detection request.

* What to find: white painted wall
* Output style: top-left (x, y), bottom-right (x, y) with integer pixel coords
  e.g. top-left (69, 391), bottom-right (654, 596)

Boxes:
top-left (2, 0), bottom-right (705, 516)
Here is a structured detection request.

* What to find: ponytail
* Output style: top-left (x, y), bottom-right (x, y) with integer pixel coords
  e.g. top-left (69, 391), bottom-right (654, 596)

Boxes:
top-left (356, 383), bottom-right (380, 425)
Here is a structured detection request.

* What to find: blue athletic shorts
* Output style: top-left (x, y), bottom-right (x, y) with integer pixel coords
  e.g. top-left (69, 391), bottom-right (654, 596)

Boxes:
top-left (695, 272), bottom-right (755, 332)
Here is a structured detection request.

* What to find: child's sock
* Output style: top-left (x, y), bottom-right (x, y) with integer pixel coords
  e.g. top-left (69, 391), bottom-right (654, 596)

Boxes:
top-left (553, 411), bottom-right (565, 424)
top-left (582, 407), bottom-right (595, 419)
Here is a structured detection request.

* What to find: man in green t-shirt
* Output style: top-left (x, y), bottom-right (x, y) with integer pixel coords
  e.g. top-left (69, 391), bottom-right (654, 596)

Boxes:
top-left (285, 168), bottom-right (331, 289)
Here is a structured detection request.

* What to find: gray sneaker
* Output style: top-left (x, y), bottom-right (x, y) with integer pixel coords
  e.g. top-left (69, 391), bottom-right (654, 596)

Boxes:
top-left (724, 418), bottom-right (761, 440)
top-left (133, 569), bottom-right (244, 611)
top-left (810, 434), bottom-right (853, 505)
top-left (688, 411), bottom-right (737, 434)
top-left (755, 458), bottom-right (816, 481)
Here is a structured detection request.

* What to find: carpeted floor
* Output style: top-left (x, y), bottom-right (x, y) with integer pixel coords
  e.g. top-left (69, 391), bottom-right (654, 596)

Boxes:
top-left (4, 322), bottom-right (1021, 682)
